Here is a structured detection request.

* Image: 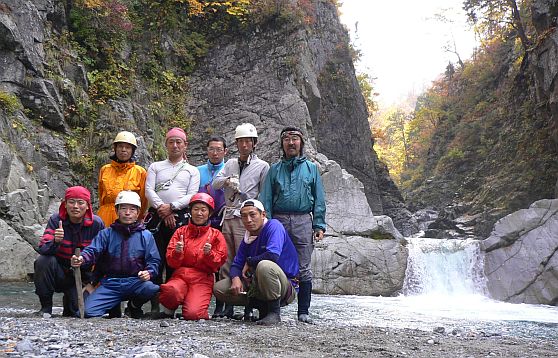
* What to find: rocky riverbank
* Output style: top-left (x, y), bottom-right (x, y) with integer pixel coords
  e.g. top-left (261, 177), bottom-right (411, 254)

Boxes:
top-left (1, 312), bottom-right (557, 357)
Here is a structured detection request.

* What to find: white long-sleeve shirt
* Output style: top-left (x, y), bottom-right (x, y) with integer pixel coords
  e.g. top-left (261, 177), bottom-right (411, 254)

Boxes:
top-left (145, 159), bottom-right (200, 210)
top-left (213, 154), bottom-right (269, 219)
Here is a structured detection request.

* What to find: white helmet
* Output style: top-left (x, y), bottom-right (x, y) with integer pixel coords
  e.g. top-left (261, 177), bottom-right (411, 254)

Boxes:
top-left (113, 131), bottom-right (137, 148)
top-left (235, 123), bottom-right (258, 139)
top-left (115, 191), bottom-right (141, 208)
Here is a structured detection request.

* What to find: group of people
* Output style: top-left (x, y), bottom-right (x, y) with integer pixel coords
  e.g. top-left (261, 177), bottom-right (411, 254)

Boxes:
top-left (33, 123), bottom-right (326, 325)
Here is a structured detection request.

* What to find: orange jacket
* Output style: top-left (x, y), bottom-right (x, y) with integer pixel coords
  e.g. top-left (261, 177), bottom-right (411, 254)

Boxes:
top-left (166, 221), bottom-right (227, 274)
top-left (97, 160), bottom-right (148, 226)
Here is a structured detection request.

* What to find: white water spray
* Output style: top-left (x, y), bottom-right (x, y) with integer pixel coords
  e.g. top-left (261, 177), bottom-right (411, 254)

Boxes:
top-left (403, 236), bottom-right (487, 297)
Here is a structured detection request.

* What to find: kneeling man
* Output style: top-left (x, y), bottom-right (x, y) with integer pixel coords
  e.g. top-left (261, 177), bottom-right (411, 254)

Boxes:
top-left (213, 199), bottom-right (299, 325)
top-left (71, 191), bottom-right (160, 318)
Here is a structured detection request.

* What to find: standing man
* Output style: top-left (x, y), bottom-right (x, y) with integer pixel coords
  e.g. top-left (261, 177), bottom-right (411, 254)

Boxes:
top-left (197, 136), bottom-right (228, 230)
top-left (145, 127), bottom-right (200, 311)
top-left (213, 199), bottom-right (298, 325)
top-left (212, 123), bottom-right (269, 319)
top-left (34, 186), bottom-right (105, 317)
top-left (259, 126), bottom-right (326, 324)
top-left (71, 191), bottom-right (160, 318)
top-left (197, 136), bottom-right (228, 317)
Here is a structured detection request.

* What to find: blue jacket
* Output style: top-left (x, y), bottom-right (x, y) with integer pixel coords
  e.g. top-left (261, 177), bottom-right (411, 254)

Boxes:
top-left (81, 221), bottom-right (161, 280)
top-left (259, 156), bottom-right (326, 232)
top-left (230, 219), bottom-right (299, 280)
top-left (197, 160), bottom-right (226, 227)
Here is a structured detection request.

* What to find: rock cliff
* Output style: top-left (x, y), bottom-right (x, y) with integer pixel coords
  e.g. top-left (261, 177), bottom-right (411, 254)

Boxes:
top-left (481, 199), bottom-right (558, 304)
top-left (0, 0), bottom-right (411, 288)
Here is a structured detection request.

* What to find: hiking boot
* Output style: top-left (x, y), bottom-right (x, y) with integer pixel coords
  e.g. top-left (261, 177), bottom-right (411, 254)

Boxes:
top-left (256, 299), bottom-right (281, 326)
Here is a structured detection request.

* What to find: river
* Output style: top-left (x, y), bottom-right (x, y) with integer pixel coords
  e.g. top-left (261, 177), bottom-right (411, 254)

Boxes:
top-left (2, 236), bottom-right (558, 340)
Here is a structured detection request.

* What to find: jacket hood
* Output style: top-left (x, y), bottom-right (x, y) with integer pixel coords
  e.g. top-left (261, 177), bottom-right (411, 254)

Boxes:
top-left (110, 220), bottom-right (145, 237)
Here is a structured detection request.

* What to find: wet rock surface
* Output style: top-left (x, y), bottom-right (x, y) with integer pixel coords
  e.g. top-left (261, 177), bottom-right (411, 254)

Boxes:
top-left (1, 314), bottom-right (556, 357)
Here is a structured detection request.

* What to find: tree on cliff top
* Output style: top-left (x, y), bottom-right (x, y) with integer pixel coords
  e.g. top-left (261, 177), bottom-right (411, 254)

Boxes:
top-left (463, 0), bottom-right (532, 51)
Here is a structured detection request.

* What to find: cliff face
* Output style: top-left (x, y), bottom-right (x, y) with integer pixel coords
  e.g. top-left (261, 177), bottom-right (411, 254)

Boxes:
top-left (0, 0), bottom-right (413, 280)
top-left (186, 1), bottom-right (416, 235)
top-left (402, 0), bottom-right (558, 235)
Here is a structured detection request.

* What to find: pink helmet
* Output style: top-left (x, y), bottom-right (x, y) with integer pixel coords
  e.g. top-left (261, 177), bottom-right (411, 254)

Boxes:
top-left (189, 193), bottom-right (215, 210)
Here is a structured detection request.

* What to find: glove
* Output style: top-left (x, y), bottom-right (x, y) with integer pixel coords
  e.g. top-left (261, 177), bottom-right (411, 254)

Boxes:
top-left (228, 176), bottom-right (240, 192)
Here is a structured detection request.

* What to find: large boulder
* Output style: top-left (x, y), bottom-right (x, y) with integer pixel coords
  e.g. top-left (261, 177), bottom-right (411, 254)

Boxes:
top-left (312, 235), bottom-right (407, 296)
top-left (0, 218), bottom-right (36, 280)
top-left (312, 155), bottom-right (407, 296)
top-left (480, 199), bottom-right (558, 304)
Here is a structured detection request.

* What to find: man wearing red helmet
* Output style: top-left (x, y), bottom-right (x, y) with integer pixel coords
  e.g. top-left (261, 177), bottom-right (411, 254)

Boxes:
top-left (158, 193), bottom-right (227, 320)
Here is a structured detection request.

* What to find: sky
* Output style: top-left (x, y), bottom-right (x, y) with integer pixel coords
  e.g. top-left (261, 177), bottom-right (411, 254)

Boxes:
top-left (339, 0), bottom-right (478, 108)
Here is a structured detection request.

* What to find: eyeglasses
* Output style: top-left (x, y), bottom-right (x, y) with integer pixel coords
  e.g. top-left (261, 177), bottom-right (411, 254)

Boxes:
top-left (207, 147), bottom-right (224, 153)
top-left (66, 199), bottom-right (87, 207)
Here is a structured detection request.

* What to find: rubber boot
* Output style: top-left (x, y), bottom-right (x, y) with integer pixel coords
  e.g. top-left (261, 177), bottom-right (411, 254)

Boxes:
top-left (243, 305), bottom-right (254, 321)
top-left (223, 304), bottom-right (234, 319)
top-left (107, 303), bottom-right (122, 318)
top-left (297, 281), bottom-right (313, 323)
top-left (150, 295), bottom-right (160, 313)
top-left (212, 299), bottom-right (225, 319)
top-left (248, 297), bottom-right (268, 321)
top-left (125, 300), bottom-right (144, 319)
top-left (38, 296), bottom-right (53, 316)
top-left (256, 298), bottom-right (281, 325)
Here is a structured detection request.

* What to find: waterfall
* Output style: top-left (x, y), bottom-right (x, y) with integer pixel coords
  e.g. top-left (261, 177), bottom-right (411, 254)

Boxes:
top-left (403, 236), bottom-right (487, 296)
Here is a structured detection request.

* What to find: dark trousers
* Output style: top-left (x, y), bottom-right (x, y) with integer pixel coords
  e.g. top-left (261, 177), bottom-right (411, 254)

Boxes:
top-left (34, 255), bottom-right (89, 315)
top-left (146, 208), bottom-right (189, 284)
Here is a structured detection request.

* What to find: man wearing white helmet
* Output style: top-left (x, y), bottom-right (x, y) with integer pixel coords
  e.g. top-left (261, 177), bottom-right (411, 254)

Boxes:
top-left (71, 191), bottom-right (161, 319)
top-left (212, 123), bottom-right (269, 319)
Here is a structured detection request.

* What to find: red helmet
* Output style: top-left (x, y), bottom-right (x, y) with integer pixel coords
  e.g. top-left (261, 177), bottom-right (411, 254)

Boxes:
top-left (189, 193), bottom-right (215, 210)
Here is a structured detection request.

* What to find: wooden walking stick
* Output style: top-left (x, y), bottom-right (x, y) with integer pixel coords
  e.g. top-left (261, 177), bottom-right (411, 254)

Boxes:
top-left (74, 248), bottom-right (85, 319)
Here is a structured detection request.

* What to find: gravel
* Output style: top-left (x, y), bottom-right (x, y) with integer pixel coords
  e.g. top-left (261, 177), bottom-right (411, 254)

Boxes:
top-left (1, 312), bottom-right (557, 357)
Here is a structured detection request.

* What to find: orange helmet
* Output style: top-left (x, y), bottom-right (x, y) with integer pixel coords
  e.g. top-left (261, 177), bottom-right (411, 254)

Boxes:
top-left (189, 193), bottom-right (215, 210)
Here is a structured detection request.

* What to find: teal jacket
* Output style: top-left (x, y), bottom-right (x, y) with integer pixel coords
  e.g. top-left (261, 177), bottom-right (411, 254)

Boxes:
top-left (259, 156), bottom-right (326, 232)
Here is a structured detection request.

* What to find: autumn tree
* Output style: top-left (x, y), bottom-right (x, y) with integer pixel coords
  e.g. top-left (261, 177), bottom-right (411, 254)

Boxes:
top-left (463, 0), bottom-right (531, 51)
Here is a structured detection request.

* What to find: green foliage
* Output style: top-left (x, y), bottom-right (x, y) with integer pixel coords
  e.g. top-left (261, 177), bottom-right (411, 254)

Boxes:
top-left (87, 61), bottom-right (132, 102)
top-left (247, 0), bottom-right (316, 27)
top-left (463, 0), bottom-right (532, 50)
top-left (0, 91), bottom-right (21, 114)
top-left (357, 73), bottom-right (378, 115)
top-left (437, 147), bottom-right (465, 169)
top-left (66, 126), bottom-right (107, 183)
top-left (372, 108), bottom-right (412, 184)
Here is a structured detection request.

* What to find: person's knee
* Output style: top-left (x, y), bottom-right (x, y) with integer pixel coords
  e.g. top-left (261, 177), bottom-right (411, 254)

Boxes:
top-left (213, 279), bottom-right (230, 301)
top-left (159, 284), bottom-right (180, 309)
top-left (182, 306), bottom-right (208, 321)
top-left (34, 255), bottom-right (57, 272)
top-left (255, 260), bottom-right (281, 281)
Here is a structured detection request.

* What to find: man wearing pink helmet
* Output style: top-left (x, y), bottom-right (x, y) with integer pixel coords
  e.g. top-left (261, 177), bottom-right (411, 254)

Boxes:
top-left (159, 193), bottom-right (227, 320)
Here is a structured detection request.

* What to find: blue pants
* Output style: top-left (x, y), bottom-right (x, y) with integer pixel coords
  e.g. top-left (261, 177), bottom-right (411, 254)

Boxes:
top-left (85, 277), bottom-right (159, 317)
